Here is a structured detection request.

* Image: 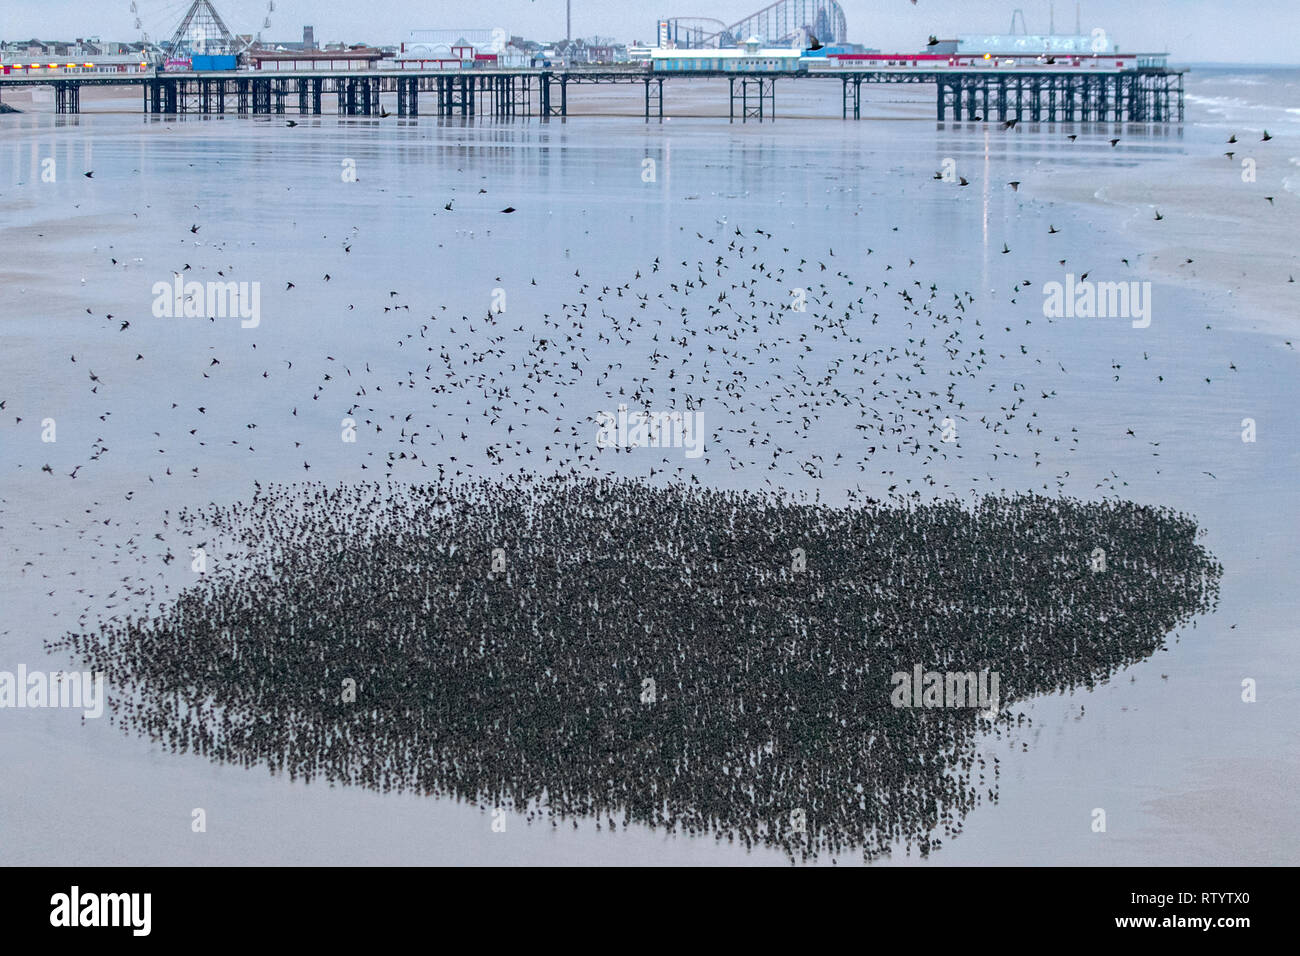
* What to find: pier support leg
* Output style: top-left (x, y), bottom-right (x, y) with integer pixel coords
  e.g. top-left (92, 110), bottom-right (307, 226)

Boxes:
top-left (643, 78), bottom-right (662, 121)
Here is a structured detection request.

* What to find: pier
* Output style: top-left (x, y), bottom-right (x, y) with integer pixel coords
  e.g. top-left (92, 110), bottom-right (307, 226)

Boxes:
top-left (0, 64), bottom-right (1185, 124)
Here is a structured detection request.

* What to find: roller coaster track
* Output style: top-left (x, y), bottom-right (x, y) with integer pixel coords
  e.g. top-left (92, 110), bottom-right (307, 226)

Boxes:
top-left (662, 0), bottom-right (848, 48)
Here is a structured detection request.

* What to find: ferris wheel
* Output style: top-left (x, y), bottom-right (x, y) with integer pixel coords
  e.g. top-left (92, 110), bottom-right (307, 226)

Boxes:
top-left (129, 0), bottom-right (276, 60)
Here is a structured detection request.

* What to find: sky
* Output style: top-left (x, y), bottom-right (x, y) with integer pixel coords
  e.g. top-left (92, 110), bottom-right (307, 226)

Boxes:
top-left (1, 1), bottom-right (1295, 64)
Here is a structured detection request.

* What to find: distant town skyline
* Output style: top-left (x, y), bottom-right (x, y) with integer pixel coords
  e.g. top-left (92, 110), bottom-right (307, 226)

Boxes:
top-left (1, 0), bottom-right (1295, 64)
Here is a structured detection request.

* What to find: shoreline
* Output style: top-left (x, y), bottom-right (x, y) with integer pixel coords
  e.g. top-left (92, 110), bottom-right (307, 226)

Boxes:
top-left (1031, 150), bottom-right (1299, 336)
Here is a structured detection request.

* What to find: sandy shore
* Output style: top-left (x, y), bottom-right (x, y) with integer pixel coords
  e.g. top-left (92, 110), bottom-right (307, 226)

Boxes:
top-left (2, 90), bottom-right (1297, 865)
top-left (1033, 148), bottom-right (1300, 335)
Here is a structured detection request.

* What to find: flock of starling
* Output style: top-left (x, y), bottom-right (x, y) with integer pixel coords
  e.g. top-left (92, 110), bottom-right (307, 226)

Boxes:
top-left (8, 127), bottom-right (1253, 861)
top-left (52, 477), bottom-right (1220, 862)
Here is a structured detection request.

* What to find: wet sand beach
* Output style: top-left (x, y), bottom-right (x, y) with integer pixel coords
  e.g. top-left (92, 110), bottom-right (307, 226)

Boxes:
top-left (1, 66), bottom-right (1296, 865)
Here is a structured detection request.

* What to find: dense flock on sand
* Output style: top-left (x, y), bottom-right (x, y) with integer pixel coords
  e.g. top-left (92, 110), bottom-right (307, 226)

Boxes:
top-left (52, 478), bottom-right (1221, 862)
